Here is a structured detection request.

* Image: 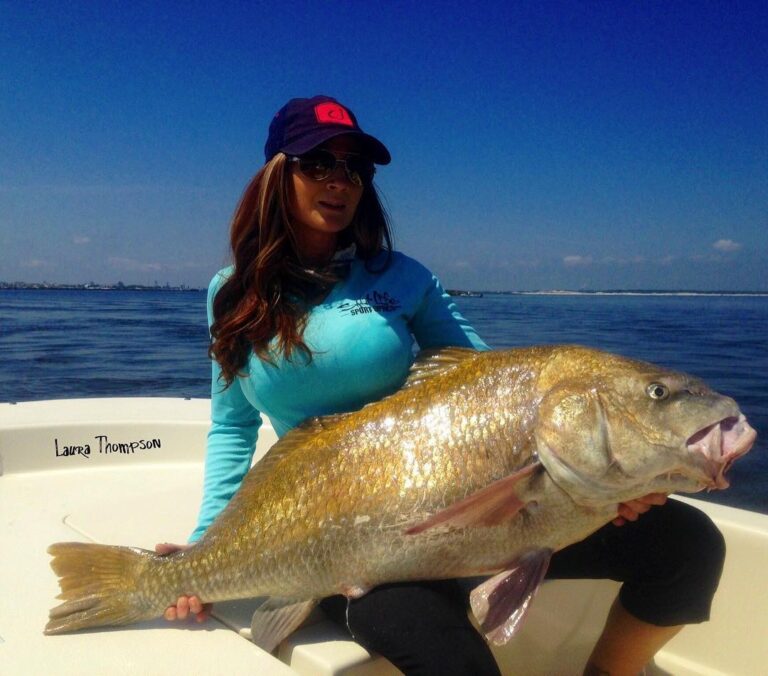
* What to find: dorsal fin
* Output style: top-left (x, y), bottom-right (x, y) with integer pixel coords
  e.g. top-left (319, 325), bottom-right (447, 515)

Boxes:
top-left (200, 417), bottom-right (338, 531)
top-left (233, 416), bottom-right (334, 494)
top-left (402, 347), bottom-right (481, 390)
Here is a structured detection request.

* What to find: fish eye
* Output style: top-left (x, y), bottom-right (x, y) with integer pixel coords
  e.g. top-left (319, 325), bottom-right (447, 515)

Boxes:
top-left (646, 382), bottom-right (669, 400)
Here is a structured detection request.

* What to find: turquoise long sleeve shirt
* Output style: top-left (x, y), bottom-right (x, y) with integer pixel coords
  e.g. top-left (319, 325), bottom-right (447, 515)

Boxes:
top-left (189, 251), bottom-right (488, 542)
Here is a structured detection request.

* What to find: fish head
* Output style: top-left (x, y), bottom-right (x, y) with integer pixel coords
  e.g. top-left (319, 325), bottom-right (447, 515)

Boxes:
top-left (533, 347), bottom-right (756, 504)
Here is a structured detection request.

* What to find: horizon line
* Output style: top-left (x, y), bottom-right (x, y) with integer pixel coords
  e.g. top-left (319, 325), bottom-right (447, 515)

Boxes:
top-left (3, 281), bottom-right (768, 297)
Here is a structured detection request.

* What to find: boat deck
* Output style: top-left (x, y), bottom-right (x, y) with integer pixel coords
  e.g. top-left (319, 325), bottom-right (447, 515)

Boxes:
top-left (1, 398), bottom-right (766, 675)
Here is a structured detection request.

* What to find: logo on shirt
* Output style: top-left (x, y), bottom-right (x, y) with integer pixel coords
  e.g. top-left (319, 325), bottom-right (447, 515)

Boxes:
top-left (339, 291), bottom-right (401, 316)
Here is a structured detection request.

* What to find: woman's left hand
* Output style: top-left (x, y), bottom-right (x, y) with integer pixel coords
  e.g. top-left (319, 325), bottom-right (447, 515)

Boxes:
top-left (155, 542), bottom-right (212, 623)
top-left (613, 493), bottom-right (668, 526)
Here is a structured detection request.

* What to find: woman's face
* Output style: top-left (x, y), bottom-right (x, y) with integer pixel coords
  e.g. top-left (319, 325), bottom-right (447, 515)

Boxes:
top-left (289, 135), bottom-right (365, 262)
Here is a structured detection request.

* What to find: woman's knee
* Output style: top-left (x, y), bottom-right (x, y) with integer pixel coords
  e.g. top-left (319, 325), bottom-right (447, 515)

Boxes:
top-left (661, 500), bottom-right (726, 584)
top-left (320, 582), bottom-right (501, 676)
top-left (621, 500), bottom-right (726, 625)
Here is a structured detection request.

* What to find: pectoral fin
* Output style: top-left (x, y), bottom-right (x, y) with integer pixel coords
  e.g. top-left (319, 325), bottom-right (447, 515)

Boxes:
top-left (249, 597), bottom-right (318, 653)
top-left (405, 462), bottom-right (541, 535)
top-left (470, 548), bottom-right (552, 645)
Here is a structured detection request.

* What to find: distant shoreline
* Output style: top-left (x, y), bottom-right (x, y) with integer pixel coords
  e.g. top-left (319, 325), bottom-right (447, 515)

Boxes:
top-left (450, 289), bottom-right (768, 298)
top-left (487, 290), bottom-right (768, 297)
top-left (0, 282), bottom-right (203, 292)
top-left (2, 283), bottom-right (766, 297)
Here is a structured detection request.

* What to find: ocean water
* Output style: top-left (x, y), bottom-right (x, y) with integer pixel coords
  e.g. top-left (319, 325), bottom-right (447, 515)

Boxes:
top-left (1, 289), bottom-right (766, 513)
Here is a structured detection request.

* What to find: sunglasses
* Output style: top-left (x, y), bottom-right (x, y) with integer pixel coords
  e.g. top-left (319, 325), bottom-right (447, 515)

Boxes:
top-left (289, 150), bottom-right (375, 186)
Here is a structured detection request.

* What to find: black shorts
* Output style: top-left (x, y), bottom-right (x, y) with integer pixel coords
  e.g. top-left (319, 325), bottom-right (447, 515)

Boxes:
top-left (546, 497), bottom-right (725, 627)
top-left (320, 499), bottom-right (725, 676)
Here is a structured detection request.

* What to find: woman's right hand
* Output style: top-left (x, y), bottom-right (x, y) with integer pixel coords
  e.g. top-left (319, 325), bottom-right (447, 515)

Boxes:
top-left (155, 543), bottom-right (213, 623)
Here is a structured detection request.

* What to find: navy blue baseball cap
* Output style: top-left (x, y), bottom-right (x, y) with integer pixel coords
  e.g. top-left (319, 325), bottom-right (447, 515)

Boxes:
top-left (264, 95), bottom-right (391, 165)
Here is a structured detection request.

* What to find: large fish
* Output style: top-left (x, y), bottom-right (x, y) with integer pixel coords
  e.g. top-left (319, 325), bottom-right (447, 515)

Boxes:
top-left (45, 346), bottom-right (756, 647)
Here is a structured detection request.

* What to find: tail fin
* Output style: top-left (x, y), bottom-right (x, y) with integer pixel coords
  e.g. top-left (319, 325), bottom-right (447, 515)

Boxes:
top-left (45, 542), bottom-right (159, 635)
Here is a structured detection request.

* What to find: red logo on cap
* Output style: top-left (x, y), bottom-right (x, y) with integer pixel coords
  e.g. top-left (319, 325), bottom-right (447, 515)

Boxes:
top-left (315, 102), bottom-right (354, 126)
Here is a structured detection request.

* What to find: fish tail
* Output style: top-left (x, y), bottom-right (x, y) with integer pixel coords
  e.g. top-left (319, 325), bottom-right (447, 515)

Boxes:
top-left (45, 542), bottom-right (161, 635)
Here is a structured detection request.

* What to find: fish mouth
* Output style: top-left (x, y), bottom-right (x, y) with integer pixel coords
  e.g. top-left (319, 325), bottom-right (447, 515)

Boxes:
top-left (685, 414), bottom-right (756, 489)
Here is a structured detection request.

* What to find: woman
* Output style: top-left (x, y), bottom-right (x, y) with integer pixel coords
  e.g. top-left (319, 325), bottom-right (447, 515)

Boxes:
top-left (158, 96), bottom-right (725, 676)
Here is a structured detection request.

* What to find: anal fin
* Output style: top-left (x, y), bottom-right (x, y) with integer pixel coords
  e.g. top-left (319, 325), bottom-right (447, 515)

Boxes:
top-left (470, 548), bottom-right (552, 645)
top-left (250, 597), bottom-right (318, 653)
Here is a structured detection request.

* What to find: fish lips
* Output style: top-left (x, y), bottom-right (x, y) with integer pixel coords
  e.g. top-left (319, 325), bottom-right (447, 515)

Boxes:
top-left (685, 413), bottom-right (756, 490)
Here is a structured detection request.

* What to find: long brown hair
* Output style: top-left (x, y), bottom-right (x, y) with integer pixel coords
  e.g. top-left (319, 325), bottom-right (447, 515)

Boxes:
top-left (209, 153), bottom-right (393, 387)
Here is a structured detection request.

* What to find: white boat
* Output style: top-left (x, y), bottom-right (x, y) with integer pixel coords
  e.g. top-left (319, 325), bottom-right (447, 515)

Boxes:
top-left (1, 397), bottom-right (766, 675)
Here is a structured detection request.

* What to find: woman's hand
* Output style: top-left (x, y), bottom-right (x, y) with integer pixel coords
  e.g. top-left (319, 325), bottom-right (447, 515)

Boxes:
top-left (613, 493), bottom-right (668, 526)
top-left (155, 543), bottom-right (213, 623)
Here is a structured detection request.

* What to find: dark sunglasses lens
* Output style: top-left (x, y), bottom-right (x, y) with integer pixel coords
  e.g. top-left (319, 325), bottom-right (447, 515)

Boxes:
top-left (298, 152), bottom-right (336, 180)
top-left (346, 157), bottom-right (375, 184)
top-left (297, 151), bottom-right (374, 185)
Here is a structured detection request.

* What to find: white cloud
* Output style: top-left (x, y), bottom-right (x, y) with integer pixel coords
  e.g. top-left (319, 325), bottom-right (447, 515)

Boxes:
top-left (166, 261), bottom-right (210, 271)
top-left (105, 258), bottom-right (208, 273)
top-left (20, 259), bottom-right (47, 268)
top-left (713, 239), bottom-right (742, 253)
top-left (108, 257), bottom-right (163, 272)
top-left (563, 255), bottom-right (593, 267)
top-left (73, 235), bottom-right (91, 244)
top-left (601, 255), bottom-right (647, 265)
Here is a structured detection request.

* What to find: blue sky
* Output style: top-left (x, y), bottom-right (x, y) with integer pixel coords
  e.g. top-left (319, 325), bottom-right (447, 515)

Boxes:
top-left (2, 1), bottom-right (766, 291)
